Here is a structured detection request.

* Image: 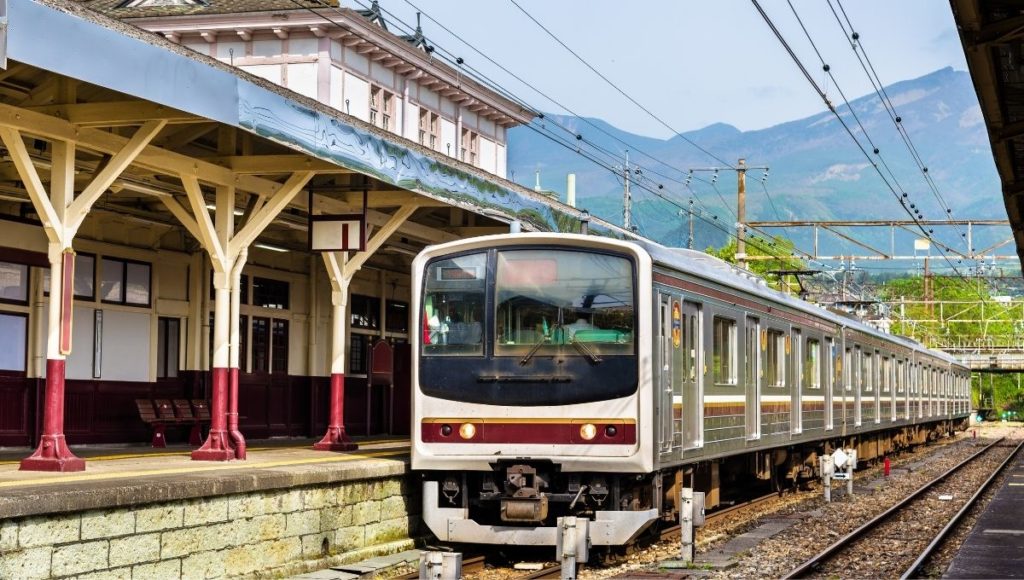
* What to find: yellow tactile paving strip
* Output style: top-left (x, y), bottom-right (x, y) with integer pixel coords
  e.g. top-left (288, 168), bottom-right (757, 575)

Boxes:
top-left (0, 439), bottom-right (410, 490)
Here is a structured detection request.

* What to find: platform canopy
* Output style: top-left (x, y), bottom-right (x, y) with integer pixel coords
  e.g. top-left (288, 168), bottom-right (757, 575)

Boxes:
top-left (0, 0), bottom-right (632, 269)
top-left (951, 0), bottom-right (1024, 271)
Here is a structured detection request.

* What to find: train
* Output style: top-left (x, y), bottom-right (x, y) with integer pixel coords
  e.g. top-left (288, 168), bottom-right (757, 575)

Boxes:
top-left (410, 233), bottom-right (970, 549)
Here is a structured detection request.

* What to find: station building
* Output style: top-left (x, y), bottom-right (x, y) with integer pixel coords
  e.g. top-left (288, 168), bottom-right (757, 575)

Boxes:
top-left (0, 0), bottom-right (627, 468)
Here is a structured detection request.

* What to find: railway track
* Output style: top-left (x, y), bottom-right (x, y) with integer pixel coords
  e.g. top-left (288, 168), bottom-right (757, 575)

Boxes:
top-left (782, 436), bottom-right (1024, 579)
top-left (511, 491), bottom-right (781, 579)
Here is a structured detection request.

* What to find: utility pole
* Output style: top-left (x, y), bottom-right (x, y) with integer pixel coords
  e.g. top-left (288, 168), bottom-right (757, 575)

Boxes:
top-left (689, 159), bottom-right (766, 268)
top-left (736, 158), bottom-right (747, 270)
top-left (623, 150), bottom-right (632, 231)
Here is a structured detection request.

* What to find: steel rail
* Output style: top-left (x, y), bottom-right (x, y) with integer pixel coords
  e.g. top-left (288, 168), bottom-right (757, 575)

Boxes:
top-left (781, 437), bottom-right (1007, 579)
top-left (899, 438), bottom-right (1024, 580)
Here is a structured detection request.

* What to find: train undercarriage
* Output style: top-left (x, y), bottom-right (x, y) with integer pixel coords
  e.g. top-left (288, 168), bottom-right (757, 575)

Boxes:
top-left (421, 419), bottom-right (966, 547)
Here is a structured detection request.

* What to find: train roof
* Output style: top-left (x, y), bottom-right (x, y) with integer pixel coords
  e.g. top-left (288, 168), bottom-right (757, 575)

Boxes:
top-left (635, 241), bottom-right (962, 367)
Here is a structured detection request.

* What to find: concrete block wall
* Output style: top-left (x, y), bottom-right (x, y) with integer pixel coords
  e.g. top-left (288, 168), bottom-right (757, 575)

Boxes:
top-left (0, 477), bottom-right (418, 579)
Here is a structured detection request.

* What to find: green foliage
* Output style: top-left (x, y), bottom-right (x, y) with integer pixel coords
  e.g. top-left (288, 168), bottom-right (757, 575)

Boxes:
top-left (878, 275), bottom-right (1024, 415)
top-left (706, 236), bottom-right (806, 292)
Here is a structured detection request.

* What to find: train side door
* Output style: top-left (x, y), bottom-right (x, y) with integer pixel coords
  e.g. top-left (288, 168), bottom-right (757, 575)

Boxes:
top-left (682, 301), bottom-right (703, 449)
top-left (744, 316), bottom-right (760, 440)
top-left (656, 292), bottom-right (676, 458)
top-left (792, 328), bottom-right (802, 435)
top-left (825, 337), bottom-right (834, 431)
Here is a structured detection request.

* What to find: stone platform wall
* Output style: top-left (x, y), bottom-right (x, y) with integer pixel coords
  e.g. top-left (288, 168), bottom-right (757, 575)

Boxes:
top-left (0, 476), bottom-right (418, 579)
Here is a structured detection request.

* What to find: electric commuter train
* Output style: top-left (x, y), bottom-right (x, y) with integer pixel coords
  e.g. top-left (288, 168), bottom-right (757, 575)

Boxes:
top-left (410, 233), bottom-right (970, 548)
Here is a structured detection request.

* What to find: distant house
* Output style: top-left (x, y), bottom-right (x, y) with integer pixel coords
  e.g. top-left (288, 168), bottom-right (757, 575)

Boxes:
top-left (82, 0), bottom-right (536, 178)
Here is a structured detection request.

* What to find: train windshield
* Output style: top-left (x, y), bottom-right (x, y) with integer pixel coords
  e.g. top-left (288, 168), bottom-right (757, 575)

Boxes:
top-left (495, 249), bottom-right (634, 357)
top-left (422, 252), bottom-right (486, 356)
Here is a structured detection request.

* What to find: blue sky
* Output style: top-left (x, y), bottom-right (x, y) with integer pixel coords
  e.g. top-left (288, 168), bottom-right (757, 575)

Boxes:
top-left (366, 0), bottom-right (968, 137)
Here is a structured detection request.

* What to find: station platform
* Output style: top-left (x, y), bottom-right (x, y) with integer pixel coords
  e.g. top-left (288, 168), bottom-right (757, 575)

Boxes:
top-left (0, 438), bottom-right (417, 579)
top-left (945, 446), bottom-right (1024, 578)
top-left (0, 437), bottom-right (410, 518)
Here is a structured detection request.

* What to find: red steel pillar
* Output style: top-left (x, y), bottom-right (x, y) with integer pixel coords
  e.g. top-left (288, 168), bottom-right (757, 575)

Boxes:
top-left (314, 287), bottom-right (357, 451)
top-left (193, 271), bottom-right (234, 461)
top-left (227, 250), bottom-right (247, 459)
top-left (21, 244), bottom-right (84, 472)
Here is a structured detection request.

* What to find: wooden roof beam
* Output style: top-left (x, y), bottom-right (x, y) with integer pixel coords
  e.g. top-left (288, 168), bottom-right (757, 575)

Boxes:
top-left (27, 102), bottom-right (201, 127)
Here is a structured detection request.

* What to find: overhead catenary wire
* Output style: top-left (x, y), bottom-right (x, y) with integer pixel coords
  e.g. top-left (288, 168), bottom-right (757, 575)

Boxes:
top-left (291, 0), bottom-right (870, 298)
top-left (825, 0), bottom-right (968, 246)
top-left (504, 0), bottom-right (736, 170)
top-left (333, 0), bottom-right (730, 212)
top-left (750, 0), bottom-right (980, 296)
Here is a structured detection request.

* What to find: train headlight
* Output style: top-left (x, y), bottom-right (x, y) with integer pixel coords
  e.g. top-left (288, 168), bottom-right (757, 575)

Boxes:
top-left (579, 423), bottom-right (598, 441)
top-left (459, 423), bottom-right (477, 440)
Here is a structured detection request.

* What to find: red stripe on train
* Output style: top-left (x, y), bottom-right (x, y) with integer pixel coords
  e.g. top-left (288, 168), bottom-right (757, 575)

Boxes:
top-left (420, 421), bottom-right (637, 445)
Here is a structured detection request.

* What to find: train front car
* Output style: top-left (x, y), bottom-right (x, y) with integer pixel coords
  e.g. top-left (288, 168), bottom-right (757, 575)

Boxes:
top-left (411, 233), bottom-right (655, 548)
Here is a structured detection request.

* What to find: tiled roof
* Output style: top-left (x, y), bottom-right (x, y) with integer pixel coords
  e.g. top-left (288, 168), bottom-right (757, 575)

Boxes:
top-left (77, 0), bottom-right (338, 18)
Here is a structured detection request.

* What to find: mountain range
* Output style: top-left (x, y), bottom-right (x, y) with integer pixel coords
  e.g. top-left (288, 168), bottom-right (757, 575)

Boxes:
top-left (506, 67), bottom-right (1002, 251)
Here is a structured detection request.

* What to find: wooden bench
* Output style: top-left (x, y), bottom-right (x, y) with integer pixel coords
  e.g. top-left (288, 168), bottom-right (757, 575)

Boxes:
top-left (135, 398), bottom-right (211, 448)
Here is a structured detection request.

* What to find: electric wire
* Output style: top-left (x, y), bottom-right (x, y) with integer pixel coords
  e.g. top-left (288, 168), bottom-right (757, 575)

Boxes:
top-left (750, 0), bottom-right (979, 295)
top-left (290, 0), bottom-right (869, 298)
top-left (504, 0), bottom-right (736, 169)
top-left (826, 0), bottom-right (969, 247)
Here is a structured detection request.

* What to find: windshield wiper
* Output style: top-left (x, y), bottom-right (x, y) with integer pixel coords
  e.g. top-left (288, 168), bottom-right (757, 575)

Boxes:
top-left (520, 322), bottom-right (562, 365)
top-left (570, 336), bottom-right (603, 364)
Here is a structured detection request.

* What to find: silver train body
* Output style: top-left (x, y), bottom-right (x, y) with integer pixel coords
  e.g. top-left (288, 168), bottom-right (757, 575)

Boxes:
top-left (411, 233), bottom-right (970, 548)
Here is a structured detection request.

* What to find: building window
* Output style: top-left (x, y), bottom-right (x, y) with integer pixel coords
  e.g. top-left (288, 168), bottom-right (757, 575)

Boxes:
top-left (252, 277), bottom-right (289, 310)
top-left (461, 129), bottom-right (478, 164)
top-left (712, 317), bottom-right (736, 385)
top-left (43, 253), bottom-right (97, 300)
top-left (370, 86), bottom-right (395, 131)
top-left (349, 333), bottom-right (368, 374)
top-left (252, 317), bottom-right (270, 373)
top-left (0, 312), bottom-right (27, 372)
top-left (805, 339), bottom-right (820, 389)
top-left (351, 294), bottom-right (380, 330)
top-left (0, 261), bottom-right (28, 304)
top-left (766, 329), bottom-right (785, 387)
top-left (385, 300), bottom-right (409, 333)
top-left (157, 317), bottom-right (180, 379)
top-left (419, 109), bottom-right (439, 149)
top-left (101, 257), bottom-right (150, 306)
top-left (272, 319), bottom-right (289, 373)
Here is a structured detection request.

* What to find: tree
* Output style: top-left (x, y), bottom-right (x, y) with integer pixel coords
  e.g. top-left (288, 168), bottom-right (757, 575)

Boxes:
top-left (706, 236), bottom-right (806, 292)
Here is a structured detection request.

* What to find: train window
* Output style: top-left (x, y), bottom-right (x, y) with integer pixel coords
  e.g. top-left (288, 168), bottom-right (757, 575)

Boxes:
top-left (844, 348), bottom-right (852, 391)
top-left (765, 329), bottom-right (785, 387)
top-left (805, 339), bottom-right (821, 389)
top-left (494, 249), bottom-right (635, 357)
top-left (863, 351), bottom-right (873, 393)
top-left (745, 319), bottom-right (758, 387)
top-left (422, 252), bottom-right (486, 356)
top-left (897, 360), bottom-right (905, 393)
top-left (713, 317), bottom-right (737, 385)
top-left (882, 357), bottom-right (891, 393)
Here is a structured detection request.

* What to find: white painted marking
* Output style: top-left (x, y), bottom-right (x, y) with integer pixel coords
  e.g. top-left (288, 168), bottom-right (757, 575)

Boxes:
top-left (984, 529), bottom-right (1024, 536)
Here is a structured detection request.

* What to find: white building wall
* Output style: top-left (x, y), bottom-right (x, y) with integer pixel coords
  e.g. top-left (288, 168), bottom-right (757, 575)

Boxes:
top-left (287, 63), bottom-right (319, 100)
top-left (289, 36), bottom-right (318, 56)
top-left (404, 102), bottom-right (420, 143)
top-left (242, 64), bottom-right (282, 85)
top-left (479, 137), bottom-right (497, 175)
top-left (329, 65), bottom-right (344, 110)
top-left (496, 143), bottom-right (507, 178)
top-left (344, 71), bottom-right (370, 120)
top-left (440, 118), bottom-right (456, 157)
